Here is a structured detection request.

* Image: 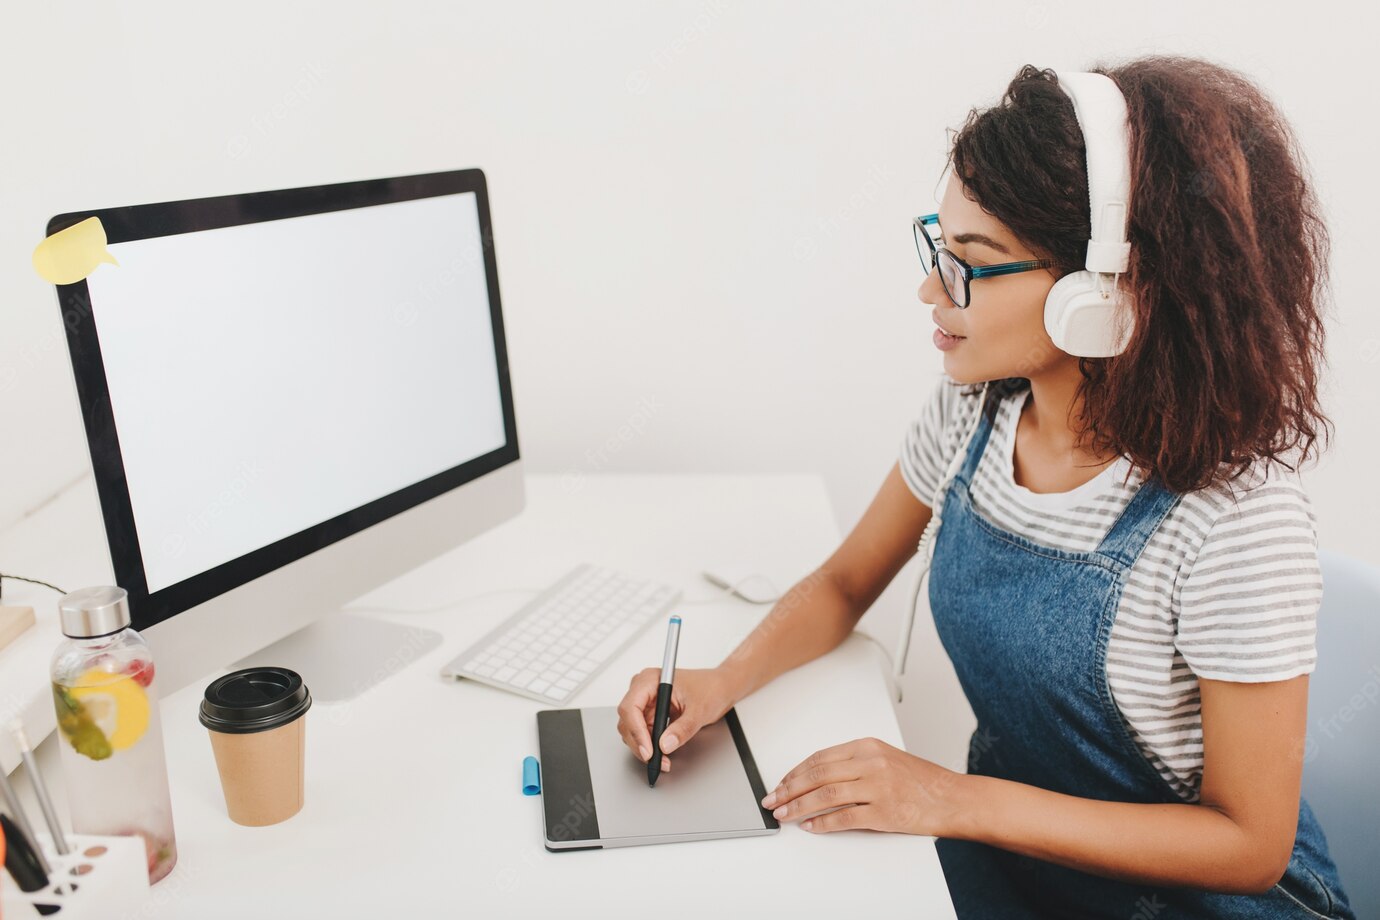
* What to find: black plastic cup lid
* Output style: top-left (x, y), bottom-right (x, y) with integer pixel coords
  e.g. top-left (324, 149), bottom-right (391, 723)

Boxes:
top-left (199, 667), bottom-right (312, 735)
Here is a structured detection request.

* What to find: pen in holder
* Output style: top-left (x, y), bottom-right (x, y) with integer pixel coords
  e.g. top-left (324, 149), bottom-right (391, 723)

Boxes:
top-left (1, 832), bottom-right (149, 919)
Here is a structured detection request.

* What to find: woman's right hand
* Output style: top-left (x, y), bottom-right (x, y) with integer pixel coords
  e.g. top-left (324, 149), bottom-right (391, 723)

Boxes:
top-left (616, 667), bottom-right (738, 771)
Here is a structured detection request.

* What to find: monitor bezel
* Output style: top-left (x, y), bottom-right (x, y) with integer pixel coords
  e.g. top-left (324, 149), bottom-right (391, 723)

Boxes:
top-left (50, 168), bottom-right (521, 632)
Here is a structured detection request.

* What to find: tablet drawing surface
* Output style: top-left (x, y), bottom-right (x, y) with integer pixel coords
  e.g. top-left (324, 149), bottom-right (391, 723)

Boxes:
top-left (537, 705), bottom-right (779, 850)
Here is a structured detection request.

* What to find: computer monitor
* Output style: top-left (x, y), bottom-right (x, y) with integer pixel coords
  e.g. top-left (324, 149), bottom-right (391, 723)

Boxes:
top-left (50, 169), bottom-right (524, 699)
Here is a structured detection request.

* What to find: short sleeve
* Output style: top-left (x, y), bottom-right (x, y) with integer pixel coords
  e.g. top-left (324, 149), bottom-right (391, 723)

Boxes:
top-left (898, 375), bottom-right (981, 508)
top-left (1174, 473), bottom-right (1322, 682)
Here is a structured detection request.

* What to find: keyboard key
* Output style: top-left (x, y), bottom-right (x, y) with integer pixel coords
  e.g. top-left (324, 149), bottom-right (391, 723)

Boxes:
top-left (494, 666), bottom-right (517, 682)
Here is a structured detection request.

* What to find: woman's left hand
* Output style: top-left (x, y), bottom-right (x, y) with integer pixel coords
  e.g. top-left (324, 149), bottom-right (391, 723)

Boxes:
top-left (760, 737), bottom-right (967, 836)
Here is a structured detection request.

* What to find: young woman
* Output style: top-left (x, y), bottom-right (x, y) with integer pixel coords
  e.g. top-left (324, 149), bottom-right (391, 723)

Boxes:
top-left (617, 56), bottom-right (1352, 918)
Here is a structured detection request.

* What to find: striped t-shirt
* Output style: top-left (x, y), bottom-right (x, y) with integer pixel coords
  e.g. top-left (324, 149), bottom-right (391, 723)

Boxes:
top-left (899, 376), bottom-right (1321, 802)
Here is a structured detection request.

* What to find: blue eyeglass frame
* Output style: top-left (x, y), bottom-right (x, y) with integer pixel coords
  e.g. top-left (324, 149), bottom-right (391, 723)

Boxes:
top-left (913, 213), bottom-right (1057, 308)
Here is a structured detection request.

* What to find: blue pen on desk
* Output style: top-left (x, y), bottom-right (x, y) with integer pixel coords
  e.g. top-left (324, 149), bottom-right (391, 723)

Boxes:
top-left (647, 615), bottom-right (681, 787)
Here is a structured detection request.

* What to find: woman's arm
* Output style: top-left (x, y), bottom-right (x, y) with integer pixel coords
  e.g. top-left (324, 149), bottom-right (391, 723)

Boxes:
top-left (955, 675), bottom-right (1306, 892)
top-left (716, 462), bottom-right (933, 703)
top-left (766, 673), bottom-right (1309, 895)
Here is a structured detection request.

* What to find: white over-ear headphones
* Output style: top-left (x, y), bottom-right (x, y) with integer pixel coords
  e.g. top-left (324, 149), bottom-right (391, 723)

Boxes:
top-left (1043, 70), bottom-right (1136, 359)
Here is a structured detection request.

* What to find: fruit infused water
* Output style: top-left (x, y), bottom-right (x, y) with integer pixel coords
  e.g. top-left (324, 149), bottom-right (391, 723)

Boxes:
top-left (51, 586), bottom-right (178, 884)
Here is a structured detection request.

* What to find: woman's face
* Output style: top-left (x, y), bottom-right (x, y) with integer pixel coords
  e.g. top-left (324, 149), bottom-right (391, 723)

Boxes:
top-left (921, 173), bottom-right (1070, 384)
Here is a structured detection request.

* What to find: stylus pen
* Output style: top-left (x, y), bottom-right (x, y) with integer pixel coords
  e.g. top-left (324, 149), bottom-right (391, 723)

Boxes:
top-left (647, 615), bottom-right (682, 787)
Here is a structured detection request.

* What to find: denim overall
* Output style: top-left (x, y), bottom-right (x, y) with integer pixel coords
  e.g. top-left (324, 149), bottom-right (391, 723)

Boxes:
top-left (927, 394), bottom-right (1353, 919)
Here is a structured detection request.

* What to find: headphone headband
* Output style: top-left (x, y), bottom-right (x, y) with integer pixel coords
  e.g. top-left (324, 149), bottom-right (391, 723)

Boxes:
top-left (1052, 70), bottom-right (1132, 275)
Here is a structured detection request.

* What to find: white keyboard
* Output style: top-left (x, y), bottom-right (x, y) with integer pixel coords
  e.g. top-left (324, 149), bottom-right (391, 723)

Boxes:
top-left (440, 564), bottom-right (682, 704)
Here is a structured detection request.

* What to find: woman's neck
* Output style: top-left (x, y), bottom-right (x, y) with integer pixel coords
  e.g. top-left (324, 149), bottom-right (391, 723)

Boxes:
top-left (1013, 365), bottom-right (1120, 492)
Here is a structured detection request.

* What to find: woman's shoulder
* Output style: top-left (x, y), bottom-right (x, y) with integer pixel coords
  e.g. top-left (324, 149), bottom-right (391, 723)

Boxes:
top-left (1142, 455), bottom-right (1317, 572)
top-left (1172, 458), bottom-right (1318, 547)
top-left (1168, 460), bottom-right (1321, 682)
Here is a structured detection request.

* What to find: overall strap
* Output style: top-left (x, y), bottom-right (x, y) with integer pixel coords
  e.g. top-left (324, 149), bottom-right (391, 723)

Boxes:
top-left (1096, 474), bottom-right (1182, 570)
top-left (952, 388), bottom-right (998, 488)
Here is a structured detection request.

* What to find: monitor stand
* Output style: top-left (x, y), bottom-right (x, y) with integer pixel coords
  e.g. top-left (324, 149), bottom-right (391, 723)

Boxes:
top-left (233, 613), bottom-right (444, 702)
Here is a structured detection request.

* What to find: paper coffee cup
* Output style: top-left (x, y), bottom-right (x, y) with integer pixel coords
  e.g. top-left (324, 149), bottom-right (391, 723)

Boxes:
top-left (199, 667), bottom-right (312, 827)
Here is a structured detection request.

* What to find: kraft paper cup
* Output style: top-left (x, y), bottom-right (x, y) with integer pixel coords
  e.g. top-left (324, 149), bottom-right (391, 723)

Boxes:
top-left (199, 667), bottom-right (312, 827)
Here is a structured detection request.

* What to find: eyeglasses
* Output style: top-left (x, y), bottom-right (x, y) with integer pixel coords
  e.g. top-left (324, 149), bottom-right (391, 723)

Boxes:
top-left (913, 213), bottom-right (1056, 308)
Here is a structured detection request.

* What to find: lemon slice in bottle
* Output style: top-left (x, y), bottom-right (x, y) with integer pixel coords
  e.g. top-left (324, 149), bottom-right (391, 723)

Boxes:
top-left (69, 668), bottom-right (150, 752)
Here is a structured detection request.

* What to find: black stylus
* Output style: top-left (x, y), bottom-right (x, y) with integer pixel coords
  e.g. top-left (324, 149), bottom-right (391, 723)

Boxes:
top-left (647, 615), bottom-right (682, 787)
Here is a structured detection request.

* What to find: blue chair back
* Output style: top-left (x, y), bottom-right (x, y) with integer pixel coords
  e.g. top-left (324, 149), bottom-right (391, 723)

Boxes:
top-left (1303, 550), bottom-right (1380, 916)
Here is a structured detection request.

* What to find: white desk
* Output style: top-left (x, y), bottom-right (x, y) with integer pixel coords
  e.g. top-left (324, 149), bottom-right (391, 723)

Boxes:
top-left (7, 473), bottom-right (956, 918)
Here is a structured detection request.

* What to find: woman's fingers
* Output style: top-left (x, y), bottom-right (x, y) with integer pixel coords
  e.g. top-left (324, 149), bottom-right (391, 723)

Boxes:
top-left (765, 738), bottom-right (877, 806)
top-left (771, 778), bottom-right (871, 823)
top-left (618, 668), bottom-right (734, 766)
top-left (763, 758), bottom-right (866, 814)
top-left (802, 803), bottom-right (879, 834)
top-left (616, 669), bottom-right (662, 760)
top-left (657, 708), bottom-right (704, 756)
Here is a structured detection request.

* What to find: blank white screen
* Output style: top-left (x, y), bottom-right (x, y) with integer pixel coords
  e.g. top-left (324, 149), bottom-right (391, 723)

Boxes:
top-left (85, 192), bottom-right (507, 594)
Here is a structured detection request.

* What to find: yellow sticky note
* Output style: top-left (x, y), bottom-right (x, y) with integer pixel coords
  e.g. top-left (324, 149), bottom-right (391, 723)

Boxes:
top-left (33, 216), bottom-right (119, 285)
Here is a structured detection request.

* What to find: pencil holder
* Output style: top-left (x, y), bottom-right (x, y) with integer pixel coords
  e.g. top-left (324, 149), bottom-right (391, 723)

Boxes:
top-left (0, 832), bottom-right (149, 918)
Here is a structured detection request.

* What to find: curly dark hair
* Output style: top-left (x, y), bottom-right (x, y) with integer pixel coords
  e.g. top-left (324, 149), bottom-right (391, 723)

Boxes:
top-left (947, 56), bottom-right (1331, 494)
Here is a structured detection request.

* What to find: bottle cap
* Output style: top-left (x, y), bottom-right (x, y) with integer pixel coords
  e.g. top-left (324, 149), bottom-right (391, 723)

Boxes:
top-left (199, 667), bottom-right (312, 735)
top-left (58, 586), bottom-right (131, 638)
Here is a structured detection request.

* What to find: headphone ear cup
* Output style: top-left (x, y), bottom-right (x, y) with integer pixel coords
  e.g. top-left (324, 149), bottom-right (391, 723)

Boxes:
top-left (1044, 271), bottom-right (1134, 358)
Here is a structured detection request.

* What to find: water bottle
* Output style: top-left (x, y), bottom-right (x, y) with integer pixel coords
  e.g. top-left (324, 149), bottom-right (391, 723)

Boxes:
top-left (50, 586), bottom-right (178, 884)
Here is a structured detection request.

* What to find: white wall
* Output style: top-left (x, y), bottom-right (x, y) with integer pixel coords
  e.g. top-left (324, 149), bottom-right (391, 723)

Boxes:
top-left (4, 1), bottom-right (1376, 764)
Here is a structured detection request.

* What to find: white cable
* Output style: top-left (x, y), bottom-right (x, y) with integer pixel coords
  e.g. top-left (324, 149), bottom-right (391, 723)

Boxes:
top-left (679, 574), bottom-right (783, 606)
top-left (346, 571), bottom-right (782, 618)
top-left (889, 382), bottom-right (989, 703)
